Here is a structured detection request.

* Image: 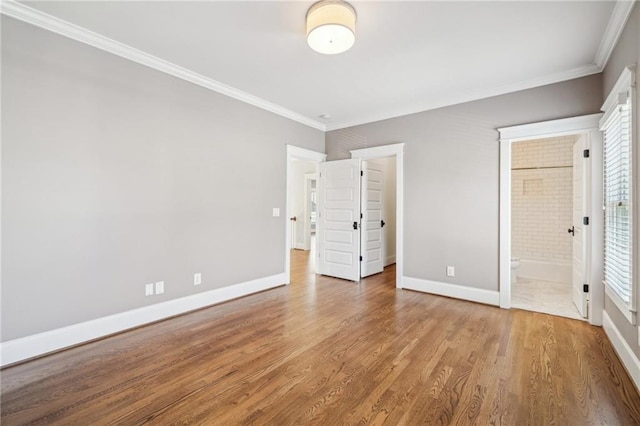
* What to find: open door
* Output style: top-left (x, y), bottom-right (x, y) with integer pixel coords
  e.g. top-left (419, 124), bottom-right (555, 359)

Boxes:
top-left (361, 160), bottom-right (385, 277)
top-left (572, 134), bottom-right (590, 318)
top-left (317, 159), bottom-right (361, 281)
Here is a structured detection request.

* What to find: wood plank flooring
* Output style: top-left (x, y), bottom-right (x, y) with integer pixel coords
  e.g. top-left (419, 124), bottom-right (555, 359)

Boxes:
top-left (2, 250), bottom-right (640, 424)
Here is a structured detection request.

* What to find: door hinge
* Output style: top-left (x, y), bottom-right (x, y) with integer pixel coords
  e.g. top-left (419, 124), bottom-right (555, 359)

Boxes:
top-left (583, 149), bottom-right (590, 158)
top-left (583, 217), bottom-right (589, 226)
top-left (583, 284), bottom-right (589, 293)
top-left (360, 213), bottom-right (363, 219)
top-left (360, 170), bottom-right (363, 176)
top-left (360, 256), bottom-right (363, 262)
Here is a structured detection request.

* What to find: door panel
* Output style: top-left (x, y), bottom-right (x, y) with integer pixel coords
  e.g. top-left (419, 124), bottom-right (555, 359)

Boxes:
top-left (361, 161), bottom-right (385, 277)
top-left (317, 159), bottom-right (361, 281)
top-left (572, 135), bottom-right (589, 318)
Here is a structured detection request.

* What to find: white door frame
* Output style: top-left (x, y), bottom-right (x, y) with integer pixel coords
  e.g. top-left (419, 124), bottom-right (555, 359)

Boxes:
top-left (498, 114), bottom-right (604, 325)
top-left (285, 145), bottom-right (326, 284)
top-left (350, 143), bottom-right (405, 288)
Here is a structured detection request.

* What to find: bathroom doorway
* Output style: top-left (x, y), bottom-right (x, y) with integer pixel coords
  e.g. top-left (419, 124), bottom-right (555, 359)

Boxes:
top-left (498, 114), bottom-right (604, 325)
top-left (509, 135), bottom-right (584, 319)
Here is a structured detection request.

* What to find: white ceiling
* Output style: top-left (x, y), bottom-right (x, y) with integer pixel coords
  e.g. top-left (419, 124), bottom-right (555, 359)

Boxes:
top-left (11, 1), bottom-right (627, 130)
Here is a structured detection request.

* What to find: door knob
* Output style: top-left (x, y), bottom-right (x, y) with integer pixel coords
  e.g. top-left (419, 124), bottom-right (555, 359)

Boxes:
top-left (568, 226), bottom-right (574, 236)
top-left (290, 216), bottom-right (297, 221)
top-left (381, 220), bottom-right (386, 228)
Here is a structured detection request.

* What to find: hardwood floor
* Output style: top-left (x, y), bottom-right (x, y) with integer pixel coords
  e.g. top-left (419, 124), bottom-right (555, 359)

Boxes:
top-left (2, 250), bottom-right (640, 425)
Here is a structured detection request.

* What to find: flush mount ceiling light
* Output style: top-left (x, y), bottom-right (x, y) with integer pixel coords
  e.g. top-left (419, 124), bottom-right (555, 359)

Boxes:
top-left (306, 0), bottom-right (356, 55)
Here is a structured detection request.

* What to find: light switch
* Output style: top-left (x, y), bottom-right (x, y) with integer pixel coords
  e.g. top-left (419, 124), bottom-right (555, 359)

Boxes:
top-left (155, 281), bottom-right (164, 294)
top-left (272, 208), bottom-right (280, 217)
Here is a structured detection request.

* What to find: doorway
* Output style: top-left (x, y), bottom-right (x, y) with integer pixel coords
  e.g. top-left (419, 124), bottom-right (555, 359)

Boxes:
top-left (303, 173), bottom-right (317, 251)
top-left (285, 145), bottom-right (326, 284)
top-left (509, 134), bottom-right (584, 319)
top-left (498, 114), bottom-right (604, 325)
top-left (286, 143), bottom-right (404, 287)
top-left (350, 144), bottom-right (403, 286)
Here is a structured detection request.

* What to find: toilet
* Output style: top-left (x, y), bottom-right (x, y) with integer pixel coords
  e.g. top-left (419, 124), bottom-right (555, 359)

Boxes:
top-left (511, 257), bottom-right (520, 283)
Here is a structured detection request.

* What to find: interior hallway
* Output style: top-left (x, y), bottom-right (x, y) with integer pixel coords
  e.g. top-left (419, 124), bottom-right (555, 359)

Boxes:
top-left (2, 250), bottom-right (639, 424)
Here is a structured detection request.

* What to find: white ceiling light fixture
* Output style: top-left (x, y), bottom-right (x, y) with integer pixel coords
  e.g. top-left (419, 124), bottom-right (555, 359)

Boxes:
top-left (306, 0), bottom-right (356, 55)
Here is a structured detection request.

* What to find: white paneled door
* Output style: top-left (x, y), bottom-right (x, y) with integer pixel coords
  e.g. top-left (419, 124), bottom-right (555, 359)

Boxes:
top-left (572, 135), bottom-right (589, 318)
top-left (317, 159), bottom-right (362, 281)
top-left (360, 161), bottom-right (385, 277)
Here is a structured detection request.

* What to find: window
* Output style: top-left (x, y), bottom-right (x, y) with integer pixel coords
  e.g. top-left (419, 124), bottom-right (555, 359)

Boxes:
top-left (600, 66), bottom-right (636, 323)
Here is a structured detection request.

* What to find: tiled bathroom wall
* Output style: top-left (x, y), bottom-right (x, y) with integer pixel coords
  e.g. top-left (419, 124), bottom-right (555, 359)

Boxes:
top-left (511, 135), bottom-right (578, 262)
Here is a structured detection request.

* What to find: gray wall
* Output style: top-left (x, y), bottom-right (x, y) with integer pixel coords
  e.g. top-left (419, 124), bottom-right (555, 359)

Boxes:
top-left (1, 17), bottom-right (324, 341)
top-left (602, 3), bottom-right (640, 358)
top-left (326, 74), bottom-right (603, 291)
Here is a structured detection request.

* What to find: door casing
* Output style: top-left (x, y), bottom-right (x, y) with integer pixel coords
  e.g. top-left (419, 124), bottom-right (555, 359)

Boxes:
top-left (498, 114), bottom-right (604, 325)
top-left (285, 145), bottom-right (326, 283)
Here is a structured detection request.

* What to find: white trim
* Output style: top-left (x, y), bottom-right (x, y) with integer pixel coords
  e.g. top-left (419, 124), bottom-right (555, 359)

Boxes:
top-left (0, 0), bottom-right (325, 131)
top-left (403, 277), bottom-right (500, 307)
top-left (293, 242), bottom-right (306, 250)
top-left (603, 310), bottom-right (640, 394)
top-left (285, 145), bottom-right (326, 283)
top-left (351, 144), bottom-right (405, 159)
top-left (3, 0), bottom-right (630, 135)
top-left (594, 1), bottom-right (637, 70)
top-left (499, 138), bottom-right (512, 309)
top-left (588, 130), bottom-right (605, 326)
top-left (600, 65), bottom-right (636, 127)
top-left (350, 143), bottom-right (405, 288)
top-left (498, 113), bottom-right (604, 141)
top-left (287, 145), bottom-right (327, 163)
top-left (498, 114), bottom-right (605, 325)
top-left (0, 273), bottom-right (286, 367)
top-left (3, 0), bottom-right (627, 135)
top-left (384, 255), bottom-right (396, 267)
top-left (326, 65), bottom-right (600, 131)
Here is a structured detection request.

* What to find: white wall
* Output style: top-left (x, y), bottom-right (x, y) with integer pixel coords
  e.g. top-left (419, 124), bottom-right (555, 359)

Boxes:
top-left (511, 135), bottom-right (576, 263)
top-left (369, 157), bottom-right (397, 266)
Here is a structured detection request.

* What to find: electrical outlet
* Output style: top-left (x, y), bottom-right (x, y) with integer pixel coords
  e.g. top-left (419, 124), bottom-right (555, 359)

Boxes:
top-left (155, 281), bottom-right (164, 294)
top-left (194, 273), bottom-right (202, 286)
top-left (447, 266), bottom-right (455, 277)
top-left (145, 283), bottom-right (154, 296)
top-left (272, 208), bottom-right (280, 217)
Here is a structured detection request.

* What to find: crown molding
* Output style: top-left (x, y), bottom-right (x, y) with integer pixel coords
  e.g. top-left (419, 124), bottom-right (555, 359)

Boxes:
top-left (2, 0), bottom-right (632, 135)
top-left (594, 0), bottom-right (637, 70)
top-left (0, 0), bottom-right (326, 131)
top-left (325, 64), bottom-right (601, 131)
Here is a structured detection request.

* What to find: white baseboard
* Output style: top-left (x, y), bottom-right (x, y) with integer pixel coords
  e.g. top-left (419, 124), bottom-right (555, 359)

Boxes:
top-left (293, 242), bottom-right (306, 250)
top-left (402, 276), bottom-right (500, 306)
top-left (0, 273), bottom-right (286, 367)
top-left (602, 311), bottom-right (640, 393)
top-left (384, 255), bottom-right (396, 267)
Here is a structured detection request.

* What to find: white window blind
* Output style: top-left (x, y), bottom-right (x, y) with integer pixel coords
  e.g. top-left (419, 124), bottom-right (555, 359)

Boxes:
top-left (602, 96), bottom-right (632, 303)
